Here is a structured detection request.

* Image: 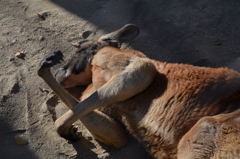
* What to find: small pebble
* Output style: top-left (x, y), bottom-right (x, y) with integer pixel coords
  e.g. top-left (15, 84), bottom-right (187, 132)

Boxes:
top-left (39, 36), bottom-right (45, 41)
top-left (71, 42), bottom-right (80, 48)
top-left (14, 134), bottom-right (28, 145)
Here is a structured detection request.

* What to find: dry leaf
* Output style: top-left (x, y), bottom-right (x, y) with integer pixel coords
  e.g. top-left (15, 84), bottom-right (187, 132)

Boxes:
top-left (15, 51), bottom-right (25, 58)
top-left (215, 39), bottom-right (222, 45)
top-left (37, 13), bottom-right (45, 20)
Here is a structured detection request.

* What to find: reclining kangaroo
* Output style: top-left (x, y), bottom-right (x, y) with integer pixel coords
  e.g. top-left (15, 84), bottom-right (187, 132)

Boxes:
top-left (37, 24), bottom-right (240, 159)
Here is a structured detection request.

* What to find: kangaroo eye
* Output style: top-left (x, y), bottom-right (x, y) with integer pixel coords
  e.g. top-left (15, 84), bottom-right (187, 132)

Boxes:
top-left (92, 45), bottom-right (98, 50)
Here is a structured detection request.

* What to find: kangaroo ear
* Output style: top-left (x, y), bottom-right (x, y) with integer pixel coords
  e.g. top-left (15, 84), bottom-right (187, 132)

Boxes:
top-left (98, 24), bottom-right (140, 43)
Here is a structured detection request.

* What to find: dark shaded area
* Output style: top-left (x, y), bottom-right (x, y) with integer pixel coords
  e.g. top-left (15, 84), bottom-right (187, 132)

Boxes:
top-left (72, 134), bottom-right (151, 159)
top-left (11, 83), bottom-right (20, 94)
top-left (50, 0), bottom-right (240, 69)
top-left (0, 119), bottom-right (37, 159)
top-left (72, 137), bottom-right (99, 159)
top-left (46, 95), bottom-right (59, 121)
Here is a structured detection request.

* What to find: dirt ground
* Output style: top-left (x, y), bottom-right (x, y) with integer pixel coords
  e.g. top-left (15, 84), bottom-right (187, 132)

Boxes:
top-left (1, 0), bottom-right (240, 159)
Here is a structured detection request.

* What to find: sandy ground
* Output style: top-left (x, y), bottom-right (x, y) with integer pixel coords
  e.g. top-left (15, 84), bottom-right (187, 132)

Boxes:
top-left (1, 0), bottom-right (240, 158)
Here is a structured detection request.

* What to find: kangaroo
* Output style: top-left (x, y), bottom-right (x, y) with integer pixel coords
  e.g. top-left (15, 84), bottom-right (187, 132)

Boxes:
top-left (37, 24), bottom-right (240, 159)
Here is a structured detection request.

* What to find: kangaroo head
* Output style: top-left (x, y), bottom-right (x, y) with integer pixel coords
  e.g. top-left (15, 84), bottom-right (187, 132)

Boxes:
top-left (55, 24), bottom-right (140, 88)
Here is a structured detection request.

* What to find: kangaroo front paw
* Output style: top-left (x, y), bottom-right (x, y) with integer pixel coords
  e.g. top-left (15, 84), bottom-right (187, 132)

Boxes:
top-left (40, 51), bottom-right (64, 68)
top-left (37, 51), bottom-right (64, 76)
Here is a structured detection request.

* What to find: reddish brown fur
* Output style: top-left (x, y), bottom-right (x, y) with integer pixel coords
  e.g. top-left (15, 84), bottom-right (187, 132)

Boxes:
top-left (79, 47), bottom-right (240, 158)
top-left (94, 57), bottom-right (240, 158)
top-left (38, 24), bottom-right (240, 159)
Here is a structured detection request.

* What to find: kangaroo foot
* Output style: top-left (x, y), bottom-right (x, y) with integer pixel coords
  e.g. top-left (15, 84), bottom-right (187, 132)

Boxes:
top-left (58, 124), bottom-right (82, 142)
